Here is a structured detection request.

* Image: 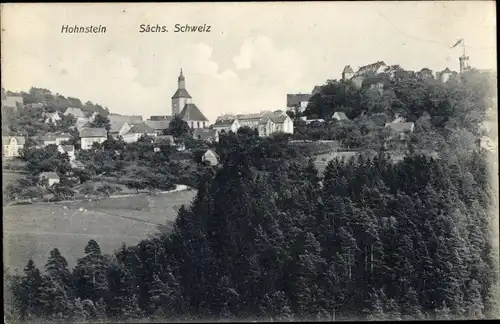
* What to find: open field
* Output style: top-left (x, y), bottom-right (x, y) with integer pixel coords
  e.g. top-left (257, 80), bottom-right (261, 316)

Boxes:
top-left (3, 189), bottom-right (197, 271)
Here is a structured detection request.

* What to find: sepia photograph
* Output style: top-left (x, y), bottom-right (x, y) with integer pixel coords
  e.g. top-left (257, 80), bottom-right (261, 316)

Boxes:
top-left (1, 1), bottom-right (498, 322)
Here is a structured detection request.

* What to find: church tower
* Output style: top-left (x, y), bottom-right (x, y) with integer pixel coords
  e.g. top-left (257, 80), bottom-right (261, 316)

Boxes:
top-left (171, 69), bottom-right (192, 115)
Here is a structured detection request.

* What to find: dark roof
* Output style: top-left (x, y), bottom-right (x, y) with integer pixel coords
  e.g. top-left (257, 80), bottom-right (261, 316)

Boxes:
top-left (171, 88), bottom-right (192, 99)
top-left (64, 107), bottom-right (85, 118)
top-left (441, 67), bottom-right (452, 73)
top-left (213, 118), bottom-right (236, 127)
top-left (3, 136), bottom-right (26, 145)
top-left (204, 149), bottom-right (220, 159)
top-left (145, 120), bottom-right (171, 130)
top-left (270, 115), bottom-right (288, 124)
top-left (385, 122), bottom-right (415, 132)
top-left (333, 112), bottom-right (349, 120)
top-left (128, 122), bottom-right (156, 134)
top-left (355, 61), bottom-right (387, 77)
top-left (80, 127), bottom-right (107, 137)
top-left (180, 103), bottom-right (208, 121)
top-left (108, 114), bottom-right (143, 125)
top-left (259, 117), bottom-right (271, 125)
top-left (311, 86), bottom-right (322, 95)
top-left (343, 65), bottom-right (354, 73)
top-left (149, 115), bottom-right (173, 121)
top-left (60, 145), bottom-right (75, 152)
top-left (287, 93), bottom-right (311, 107)
top-left (155, 135), bottom-right (175, 143)
top-left (39, 172), bottom-right (59, 179)
top-left (193, 128), bottom-right (217, 140)
top-left (109, 121), bottom-right (128, 133)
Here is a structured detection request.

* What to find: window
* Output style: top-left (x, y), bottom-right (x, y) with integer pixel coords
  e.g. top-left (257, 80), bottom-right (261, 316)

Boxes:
top-left (197, 121), bottom-right (200, 128)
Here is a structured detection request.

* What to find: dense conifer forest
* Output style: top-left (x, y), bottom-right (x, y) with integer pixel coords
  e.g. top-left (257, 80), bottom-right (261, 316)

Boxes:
top-left (4, 68), bottom-right (498, 322)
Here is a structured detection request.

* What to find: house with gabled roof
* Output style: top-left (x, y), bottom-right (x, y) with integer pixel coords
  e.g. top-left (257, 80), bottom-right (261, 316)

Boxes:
top-left (80, 127), bottom-right (107, 150)
top-left (287, 93), bottom-right (311, 113)
top-left (332, 112), bottom-right (349, 122)
top-left (64, 107), bottom-right (85, 119)
top-left (58, 144), bottom-right (76, 160)
top-left (122, 122), bottom-right (157, 143)
top-left (213, 118), bottom-right (240, 133)
top-left (109, 121), bottom-right (131, 139)
top-left (44, 112), bottom-right (62, 125)
top-left (39, 172), bottom-right (60, 187)
top-left (270, 114), bottom-right (294, 134)
top-left (144, 120), bottom-right (171, 135)
top-left (2, 136), bottom-right (25, 158)
top-left (437, 67), bottom-right (453, 83)
top-left (202, 149), bottom-right (220, 166)
top-left (385, 122), bottom-right (415, 141)
top-left (193, 128), bottom-right (219, 143)
top-left (1, 96), bottom-right (24, 110)
top-left (108, 114), bottom-right (143, 126)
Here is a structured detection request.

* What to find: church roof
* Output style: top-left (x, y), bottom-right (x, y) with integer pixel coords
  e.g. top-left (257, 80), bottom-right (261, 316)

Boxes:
top-left (171, 88), bottom-right (192, 99)
top-left (145, 120), bottom-right (171, 130)
top-left (180, 103), bottom-right (208, 121)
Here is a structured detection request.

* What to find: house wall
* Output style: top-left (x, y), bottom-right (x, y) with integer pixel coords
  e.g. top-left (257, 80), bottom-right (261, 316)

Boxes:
top-left (120, 123), bottom-right (132, 136)
top-left (48, 178), bottom-right (60, 187)
top-left (172, 97), bottom-right (192, 116)
top-left (81, 137), bottom-right (107, 150)
top-left (55, 137), bottom-right (70, 145)
top-left (283, 117), bottom-right (294, 134)
top-left (202, 152), bottom-right (218, 165)
top-left (3, 143), bottom-right (23, 158)
top-left (123, 132), bottom-right (157, 143)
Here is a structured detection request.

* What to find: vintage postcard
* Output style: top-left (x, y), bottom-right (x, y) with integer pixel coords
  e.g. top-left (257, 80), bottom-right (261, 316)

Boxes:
top-left (2, 1), bottom-right (498, 322)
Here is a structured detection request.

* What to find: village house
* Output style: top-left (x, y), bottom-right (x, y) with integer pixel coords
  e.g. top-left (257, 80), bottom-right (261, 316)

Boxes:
top-left (202, 149), bottom-right (220, 166)
top-left (437, 68), bottom-right (453, 83)
top-left (37, 133), bottom-right (72, 146)
top-left (300, 116), bottom-right (326, 124)
top-left (257, 117), bottom-right (275, 137)
top-left (385, 122), bottom-right (415, 141)
top-left (70, 160), bottom-right (85, 169)
top-left (1, 96), bottom-right (24, 110)
top-left (80, 127), bottom-right (107, 150)
top-left (286, 93), bottom-right (311, 113)
top-left (213, 118), bottom-right (241, 133)
top-left (155, 135), bottom-right (175, 145)
top-left (108, 114), bottom-right (143, 127)
top-left (270, 114), bottom-right (294, 134)
top-left (149, 115), bottom-right (173, 122)
top-left (64, 107), bottom-right (85, 119)
top-left (332, 112), bottom-right (350, 122)
top-left (193, 128), bottom-right (219, 143)
top-left (477, 136), bottom-right (497, 152)
top-left (109, 121), bottom-right (131, 139)
top-left (39, 172), bottom-right (60, 187)
top-left (44, 112), bottom-right (62, 125)
top-left (215, 110), bottom-right (294, 136)
top-left (2, 136), bottom-right (25, 158)
top-left (122, 122), bottom-right (157, 143)
top-left (144, 120), bottom-right (171, 135)
top-left (57, 144), bottom-right (76, 160)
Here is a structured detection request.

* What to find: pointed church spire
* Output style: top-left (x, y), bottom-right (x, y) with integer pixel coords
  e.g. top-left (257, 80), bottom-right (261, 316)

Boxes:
top-left (178, 68), bottom-right (185, 89)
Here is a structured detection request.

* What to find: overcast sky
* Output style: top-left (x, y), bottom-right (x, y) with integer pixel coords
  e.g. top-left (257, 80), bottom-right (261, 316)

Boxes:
top-left (1, 2), bottom-right (496, 122)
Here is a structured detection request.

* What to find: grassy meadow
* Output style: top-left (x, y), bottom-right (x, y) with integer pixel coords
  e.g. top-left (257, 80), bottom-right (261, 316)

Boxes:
top-left (3, 189), bottom-right (197, 271)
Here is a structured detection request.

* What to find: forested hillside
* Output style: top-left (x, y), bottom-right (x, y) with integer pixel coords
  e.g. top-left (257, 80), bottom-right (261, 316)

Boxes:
top-left (4, 68), bottom-right (498, 322)
top-left (2, 87), bottom-right (109, 136)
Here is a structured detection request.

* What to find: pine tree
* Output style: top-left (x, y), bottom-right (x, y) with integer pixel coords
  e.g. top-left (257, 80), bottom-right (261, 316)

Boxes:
top-left (44, 248), bottom-right (72, 293)
top-left (18, 259), bottom-right (43, 320)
